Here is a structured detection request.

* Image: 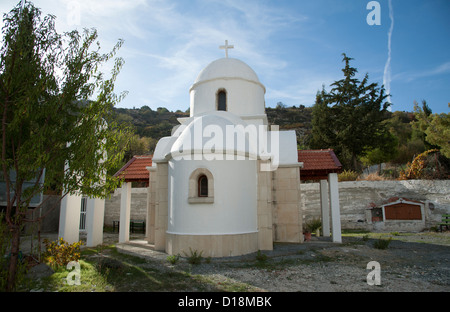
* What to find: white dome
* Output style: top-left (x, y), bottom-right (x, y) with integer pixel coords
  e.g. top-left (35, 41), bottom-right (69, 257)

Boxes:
top-left (170, 111), bottom-right (258, 159)
top-left (193, 58), bottom-right (261, 86)
top-left (189, 58), bottom-right (266, 118)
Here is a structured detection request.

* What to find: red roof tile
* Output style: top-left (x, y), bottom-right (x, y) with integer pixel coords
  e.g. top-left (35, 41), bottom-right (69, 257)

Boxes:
top-left (114, 155), bottom-right (152, 182)
top-left (298, 149), bottom-right (342, 180)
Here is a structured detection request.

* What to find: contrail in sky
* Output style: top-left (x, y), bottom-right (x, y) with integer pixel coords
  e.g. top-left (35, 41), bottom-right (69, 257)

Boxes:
top-left (383, 0), bottom-right (394, 107)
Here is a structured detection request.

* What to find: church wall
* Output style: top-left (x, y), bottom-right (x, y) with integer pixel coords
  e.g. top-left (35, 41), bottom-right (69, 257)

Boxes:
top-left (167, 158), bottom-right (258, 235)
top-left (272, 166), bottom-right (303, 243)
top-left (166, 232), bottom-right (258, 258)
top-left (256, 160), bottom-right (274, 250)
top-left (190, 79), bottom-right (265, 117)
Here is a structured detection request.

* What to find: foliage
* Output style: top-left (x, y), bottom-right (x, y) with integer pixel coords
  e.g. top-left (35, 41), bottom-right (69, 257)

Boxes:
top-left (0, 1), bottom-right (130, 291)
top-left (310, 54), bottom-right (391, 171)
top-left (399, 149), bottom-right (447, 179)
top-left (304, 218), bottom-right (322, 233)
top-left (373, 237), bottom-right (392, 250)
top-left (114, 104), bottom-right (314, 157)
top-left (0, 213), bottom-right (12, 290)
top-left (166, 254), bottom-right (180, 265)
top-left (338, 169), bottom-right (359, 181)
top-left (183, 248), bottom-right (203, 265)
top-left (42, 238), bottom-right (84, 269)
top-left (255, 250), bottom-right (268, 263)
top-left (413, 101), bottom-right (450, 158)
top-left (360, 129), bottom-right (398, 173)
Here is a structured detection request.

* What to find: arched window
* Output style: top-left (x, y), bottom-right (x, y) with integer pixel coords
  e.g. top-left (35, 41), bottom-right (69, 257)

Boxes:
top-left (188, 168), bottom-right (214, 204)
top-left (198, 175), bottom-right (208, 197)
top-left (217, 90), bottom-right (227, 111)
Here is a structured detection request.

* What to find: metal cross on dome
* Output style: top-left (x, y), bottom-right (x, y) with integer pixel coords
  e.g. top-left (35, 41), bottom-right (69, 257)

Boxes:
top-left (219, 40), bottom-right (234, 58)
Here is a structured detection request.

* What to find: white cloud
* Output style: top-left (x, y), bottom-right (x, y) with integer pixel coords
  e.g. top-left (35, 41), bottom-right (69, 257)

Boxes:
top-left (392, 61), bottom-right (450, 83)
top-left (383, 0), bottom-right (394, 105)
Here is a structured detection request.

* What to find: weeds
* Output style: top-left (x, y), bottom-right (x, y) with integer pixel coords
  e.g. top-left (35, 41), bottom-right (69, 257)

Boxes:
top-left (184, 248), bottom-right (203, 265)
top-left (373, 237), bottom-right (392, 250)
top-left (166, 254), bottom-right (180, 265)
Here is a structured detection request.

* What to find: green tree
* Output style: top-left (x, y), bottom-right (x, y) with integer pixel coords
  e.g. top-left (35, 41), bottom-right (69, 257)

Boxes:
top-left (360, 130), bottom-right (398, 174)
top-left (310, 54), bottom-right (391, 170)
top-left (413, 101), bottom-right (450, 158)
top-left (0, 1), bottom-right (130, 291)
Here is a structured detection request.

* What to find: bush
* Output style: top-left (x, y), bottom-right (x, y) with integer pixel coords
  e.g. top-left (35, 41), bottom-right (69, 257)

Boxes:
top-left (304, 218), bottom-right (322, 233)
top-left (373, 237), bottom-right (392, 250)
top-left (166, 254), bottom-right (180, 265)
top-left (338, 170), bottom-right (359, 181)
top-left (255, 250), bottom-right (267, 263)
top-left (42, 238), bottom-right (84, 269)
top-left (184, 248), bottom-right (203, 265)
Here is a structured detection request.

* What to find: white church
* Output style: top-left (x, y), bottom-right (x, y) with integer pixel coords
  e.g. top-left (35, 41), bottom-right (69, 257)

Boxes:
top-left (58, 42), bottom-right (343, 258)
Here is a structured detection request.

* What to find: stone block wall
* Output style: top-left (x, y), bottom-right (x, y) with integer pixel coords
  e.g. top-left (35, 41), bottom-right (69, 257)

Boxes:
top-left (102, 180), bottom-right (449, 234)
top-left (272, 166), bottom-right (303, 242)
top-left (104, 187), bottom-right (149, 227)
top-left (301, 180), bottom-right (450, 231)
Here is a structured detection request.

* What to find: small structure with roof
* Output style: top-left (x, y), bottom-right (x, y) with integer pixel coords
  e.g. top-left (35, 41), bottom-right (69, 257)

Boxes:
top-left (298, 149), bottom-right (343, 242)
top-left (113, 155), bottom-right (152, 243)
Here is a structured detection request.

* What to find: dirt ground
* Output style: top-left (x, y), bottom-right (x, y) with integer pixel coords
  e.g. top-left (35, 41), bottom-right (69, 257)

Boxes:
top-left (21, 231), bottom-right (450, 292)
top-left (114, 232), bottom-right (450, 292)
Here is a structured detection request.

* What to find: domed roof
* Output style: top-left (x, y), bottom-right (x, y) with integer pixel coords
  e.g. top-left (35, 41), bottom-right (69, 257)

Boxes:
top-left (169, 111), bottom-right (258, 160)
top-left (193, 58), bottom-right (261, 85)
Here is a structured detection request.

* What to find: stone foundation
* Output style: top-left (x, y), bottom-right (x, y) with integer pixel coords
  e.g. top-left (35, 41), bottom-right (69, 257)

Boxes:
top-left (165, 232), bottom-right (259, 258)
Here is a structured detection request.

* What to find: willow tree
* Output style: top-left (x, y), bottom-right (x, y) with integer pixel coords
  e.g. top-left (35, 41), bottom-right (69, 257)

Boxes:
top-left (310, 54), bottom-right (391, 170)
top-left (0, 1), bottom-right (130, 291)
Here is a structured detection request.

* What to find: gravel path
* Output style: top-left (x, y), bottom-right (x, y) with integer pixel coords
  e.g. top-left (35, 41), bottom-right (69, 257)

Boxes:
top-left (115, 233), bottom-right (450, 292)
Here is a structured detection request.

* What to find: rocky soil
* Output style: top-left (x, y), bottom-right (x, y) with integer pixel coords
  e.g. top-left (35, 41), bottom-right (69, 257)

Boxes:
top-left (21, 231), bottom-right (450, 292)
top-left (115, 232), bottom-right (450, 292)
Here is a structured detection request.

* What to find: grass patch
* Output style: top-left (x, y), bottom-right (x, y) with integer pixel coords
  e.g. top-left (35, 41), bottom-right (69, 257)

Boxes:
top-left (22, 245), bottom-right (258, 292)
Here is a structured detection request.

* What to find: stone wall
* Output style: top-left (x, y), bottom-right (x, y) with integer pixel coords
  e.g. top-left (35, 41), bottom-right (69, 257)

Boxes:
top-left (103, 180), bottom-right (450, 233)
top-left (301, 180), bottom-right (450, 232)
top-left (104, 187), bottom-right (149, 226)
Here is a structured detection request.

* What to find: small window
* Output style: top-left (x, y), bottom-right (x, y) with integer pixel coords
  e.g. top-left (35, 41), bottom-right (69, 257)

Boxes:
top-left (198, 175), bottom-right (208, 197)
top-left (188, 168), bottom-right (214, 204)
top-left (217, 90), bottom-right (226, 111)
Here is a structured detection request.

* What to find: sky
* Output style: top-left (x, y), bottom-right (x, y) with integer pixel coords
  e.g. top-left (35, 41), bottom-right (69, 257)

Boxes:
top-left (1, 0), bottom-right (449, 114)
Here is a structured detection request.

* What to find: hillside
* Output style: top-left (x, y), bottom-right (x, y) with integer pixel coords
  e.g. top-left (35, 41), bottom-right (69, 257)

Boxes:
top-left (114, 105), bottom-right (314, 149)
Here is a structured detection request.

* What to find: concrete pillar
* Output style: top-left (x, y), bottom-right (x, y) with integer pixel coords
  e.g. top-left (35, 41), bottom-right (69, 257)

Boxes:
top-left (320, 179), bottom-right (331, 237)
top-left (119, 182), bottom-right (131, 243)
top-left (85, 197), bottom-right (105, 247)
top-left (58, 193), bottom-right (82, 244)
top-left (328, 173), bottom-right (342, 243)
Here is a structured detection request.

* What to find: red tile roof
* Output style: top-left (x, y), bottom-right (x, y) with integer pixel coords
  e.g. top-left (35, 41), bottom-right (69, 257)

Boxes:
top-left (298, 149), bottom-right (342, 180)
top-left (114, 155), bottom-right (152, 183)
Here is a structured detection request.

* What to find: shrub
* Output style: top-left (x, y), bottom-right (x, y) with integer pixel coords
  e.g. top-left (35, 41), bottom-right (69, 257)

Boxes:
top-left (373, 237), bottom-right (392, 250)
top-left (166, 254), bottom-right (180, 265)
top-left (362, 173), bottom-right (386, 181)
top-left (304, 218), bottom-right (322, 233)
top-left (255, 250), bottom-right (267, 263)
top-left (338, 170), bottom-right (359, 181)
top-left (42, 238), bottom-right (84, 269)
top-left (184, 248), bottom-right (203, 265)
